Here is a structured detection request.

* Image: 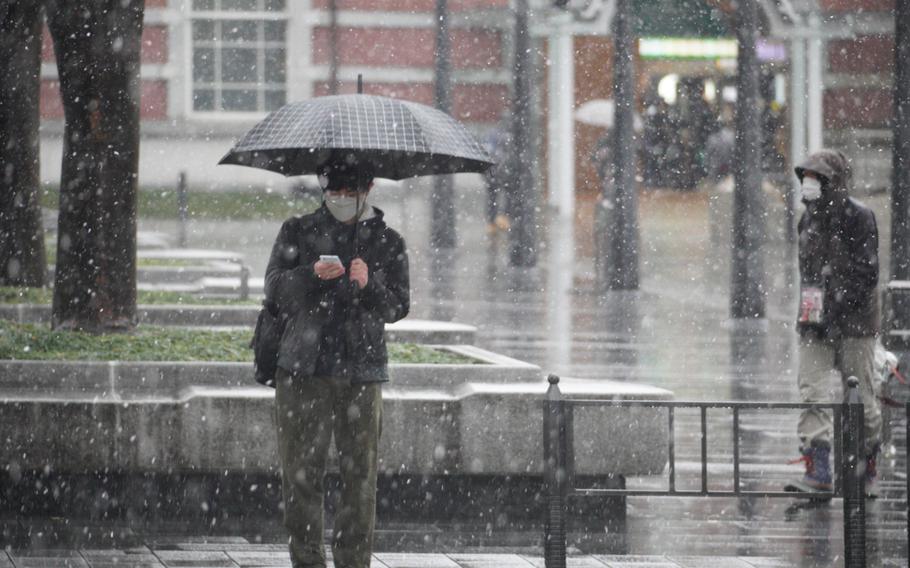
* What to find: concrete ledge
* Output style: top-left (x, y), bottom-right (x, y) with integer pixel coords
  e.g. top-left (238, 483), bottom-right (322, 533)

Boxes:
top-left (0, 358), bottom-right (671, 479)
top-left (0, 305), bottom-right (477, 344)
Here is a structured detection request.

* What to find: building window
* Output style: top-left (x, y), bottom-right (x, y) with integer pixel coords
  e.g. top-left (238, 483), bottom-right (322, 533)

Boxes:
top-left (190, 0), bottom-right (287, 113)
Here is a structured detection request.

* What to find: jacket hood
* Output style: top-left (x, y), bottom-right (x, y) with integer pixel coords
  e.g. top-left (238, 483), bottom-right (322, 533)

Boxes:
top-left (795, 149), bottom-right (852, 203)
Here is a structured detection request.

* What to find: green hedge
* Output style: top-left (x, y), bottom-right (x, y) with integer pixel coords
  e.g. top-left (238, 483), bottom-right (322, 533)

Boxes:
top-left (0, 287), bottom-right (257, 306)
top-left (0, 320), bottom-right (475, 365)
top-left (40, 186), bottom-right (319, 220)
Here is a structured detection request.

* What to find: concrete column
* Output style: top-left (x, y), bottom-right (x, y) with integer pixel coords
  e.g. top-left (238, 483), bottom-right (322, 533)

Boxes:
top-left (789, 37), bottom-right (807, 241)
top-left (510, 0), bottom-right (538, 267)
top-left (328, 0), bottom-right (339, 95)
top-left (547, 12), bottom-right (575, 219)
top-left (731, 0), bottom-right (766, 320)
top-left (891, 0), bottom-right (910, 336)
top-left (431, 0), bottom-right (456, 250)
top-left (790, 38), bottom-right (807, 170)
top-left (608, 0), bottom-right (639, 289)
top-left (806, 14), bottom-right (824, 153)
top-left (287, 4), bottom-right (313, 101)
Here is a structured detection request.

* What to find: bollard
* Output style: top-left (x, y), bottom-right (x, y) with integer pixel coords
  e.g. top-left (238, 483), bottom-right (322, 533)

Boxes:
top-left (240, 265), bottom-right (250, 300)
top-left (543, 374), bottom-right (567, 568)
top-left (906, 401), bottom-right (909, 557)
top-left (177, 171), bottom-right (189, 248)
top-left (842, 376), bottom-right (866, 568)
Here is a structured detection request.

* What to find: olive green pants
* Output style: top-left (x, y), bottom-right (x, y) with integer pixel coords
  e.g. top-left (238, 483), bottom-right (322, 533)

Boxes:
top-left (797, 335), bottom-right (882, 456)
top-left (275, 370), bottom-right (382, 568)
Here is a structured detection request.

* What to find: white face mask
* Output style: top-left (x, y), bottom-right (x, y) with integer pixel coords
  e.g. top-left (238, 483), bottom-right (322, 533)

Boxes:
top-left (325, 193), bottom-right (367, 222)
top-left (801, 177), bottom-right (822, 202)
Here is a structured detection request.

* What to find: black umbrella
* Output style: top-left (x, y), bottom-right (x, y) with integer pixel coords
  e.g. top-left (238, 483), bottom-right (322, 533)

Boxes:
top-left (219, 94), bottom-right (494, 179)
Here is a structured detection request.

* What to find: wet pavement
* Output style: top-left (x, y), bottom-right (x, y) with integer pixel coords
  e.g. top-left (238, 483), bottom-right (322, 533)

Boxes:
top-left (0, 540), bottom-right (823, 568)
top-left (12, 179), bottom-right (908, 565)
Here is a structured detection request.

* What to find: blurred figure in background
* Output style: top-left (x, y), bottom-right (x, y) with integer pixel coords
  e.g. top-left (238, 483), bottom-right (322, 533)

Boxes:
top-left (482, 112), bottom-right (512, 235)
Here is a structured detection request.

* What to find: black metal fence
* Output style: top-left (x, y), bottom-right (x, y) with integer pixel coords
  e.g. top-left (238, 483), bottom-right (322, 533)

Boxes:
top-left (542, 374), bottom-right (907, 568)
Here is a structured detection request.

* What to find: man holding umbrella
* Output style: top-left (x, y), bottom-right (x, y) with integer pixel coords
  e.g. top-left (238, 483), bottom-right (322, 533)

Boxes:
top-left (221, 90), bottom-right (492, 566)
top-left (264, 155), bottom-right (409, 568)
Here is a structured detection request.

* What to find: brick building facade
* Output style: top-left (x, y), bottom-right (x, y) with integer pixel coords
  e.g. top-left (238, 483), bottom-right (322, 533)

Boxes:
top-left (36, 0), bottom-right (899, 194)
top-left (38, 0), bottom-right (513, 190)
top-left (822, 0), bottom-right (896, 192)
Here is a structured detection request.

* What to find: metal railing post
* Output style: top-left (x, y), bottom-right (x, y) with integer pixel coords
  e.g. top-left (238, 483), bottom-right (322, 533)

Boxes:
top-left (177, 171), bottom-right (188, 248)
top-left (240, 265), bottom-right (250, 300)
top-left (842, 376), bottom-right (866, 568)
top-left (544, 374), bottom-right (567, 568)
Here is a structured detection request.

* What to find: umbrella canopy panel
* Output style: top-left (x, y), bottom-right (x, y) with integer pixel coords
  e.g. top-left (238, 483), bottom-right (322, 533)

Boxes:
top-left (219, 94), bottom-right (493, 180)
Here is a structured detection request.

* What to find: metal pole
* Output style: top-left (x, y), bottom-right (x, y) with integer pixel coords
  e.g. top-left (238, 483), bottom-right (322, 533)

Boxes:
top-left (546, 12), bottom-right (575, 219)
top-left (177, 171), bottom-right (188, 248)
top-left (543, 374), bottom-right (567, 568)
top-left (891, 0), bottom-right (910, 339)
top-left (328, 0), bottom-right (339, 95)
top-left (807, 14), bottom-right (824, 153)
top-left (608, 0), bottom-right (639, 289)
top-left (431, 0), bottom-right (455, 250)
top-left (510, 0), bottom-right (538, 267)
top-left (731, 0), bottom-right (766, 320)
top-left (789, 37), bottom-right (807, 243)
top-left (842, 377), bottom-right (866, 567)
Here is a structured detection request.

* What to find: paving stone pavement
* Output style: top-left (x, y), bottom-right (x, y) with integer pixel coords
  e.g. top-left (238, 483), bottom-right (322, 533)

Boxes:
top-left (0, 544), bottom-right (809, 568)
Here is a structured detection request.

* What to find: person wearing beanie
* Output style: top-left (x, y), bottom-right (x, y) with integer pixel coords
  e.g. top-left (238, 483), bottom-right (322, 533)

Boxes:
top-left (264, 155), bottom-right (410, 567)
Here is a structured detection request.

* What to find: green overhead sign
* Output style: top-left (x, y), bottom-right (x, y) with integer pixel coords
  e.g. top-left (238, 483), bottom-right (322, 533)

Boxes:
top-left (631, 0), bottom-right (731, 38)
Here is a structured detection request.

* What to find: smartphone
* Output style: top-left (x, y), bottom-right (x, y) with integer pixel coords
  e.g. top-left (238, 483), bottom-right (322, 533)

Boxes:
top-left (319, 255), bottom-right (342, 265)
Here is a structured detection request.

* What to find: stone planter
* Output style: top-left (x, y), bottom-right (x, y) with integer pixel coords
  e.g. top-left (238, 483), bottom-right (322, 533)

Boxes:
top-left (0, 348), bottom-right (670, 478)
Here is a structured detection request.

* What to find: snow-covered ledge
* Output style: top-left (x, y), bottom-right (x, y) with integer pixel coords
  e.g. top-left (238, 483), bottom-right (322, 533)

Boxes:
top-left (0, 352), bottom-right (671, 479)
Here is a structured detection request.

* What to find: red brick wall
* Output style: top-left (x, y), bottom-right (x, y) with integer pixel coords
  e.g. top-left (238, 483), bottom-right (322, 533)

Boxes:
top-left (141, 25), bottom-right (169, 64)
top-left (312, 27), bottom-right (501, 69)
top-left (41, 24), bottom-right (168, 64)
top-left (313, 27), bottom-right (436, 67)
top-left (40, 80), bottom-right (64, 119)
top-left (828, 35), bottom-right (893, 73)
top-left (41, 79), bottom-right (168, 120)
top-left (140, 80), bottom-right (168, 120)
top-left (42, 27), bottom-right (54, 62)
top-left (824, 87), bottom-right (891, 128)
top-left (314, 80), bottom-right (435, 103)
top-left (310, 0), bottom-right (509, 10)
top-left (821, 0), bottom-right (894, 11)
top-left (452, 83), bottom-right (509, 122)
top-left (313, 80), bottom-right (507, 122)
top-left (40, 23), bottom-right (169, 120)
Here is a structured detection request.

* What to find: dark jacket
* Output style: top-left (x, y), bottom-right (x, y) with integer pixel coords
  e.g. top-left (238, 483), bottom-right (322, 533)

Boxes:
top-left (264, 205), bottom-right (410, 382)
top-left (795, 149), bottom-right (879, 339)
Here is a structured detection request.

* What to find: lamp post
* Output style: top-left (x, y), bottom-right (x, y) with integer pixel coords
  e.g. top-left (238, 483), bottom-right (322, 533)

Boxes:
top-left (510, 0), bottom-right (538, 266)
top-left (730, 0), bottom-right (766, 320)
top-left (891, 0), bottom-right (910, 341)
top-left (432, 0), bottom-right (456, 250)
top-left (607, 0), bottom-right (639, 289)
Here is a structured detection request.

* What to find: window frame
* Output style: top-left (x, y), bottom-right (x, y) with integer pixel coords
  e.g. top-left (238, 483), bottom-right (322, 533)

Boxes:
top-left (186, 0), bottom-right (289, 119)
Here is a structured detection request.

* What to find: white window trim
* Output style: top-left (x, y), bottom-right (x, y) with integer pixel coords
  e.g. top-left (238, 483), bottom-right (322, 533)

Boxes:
top-left (184, 1), bottom-right (290, 120)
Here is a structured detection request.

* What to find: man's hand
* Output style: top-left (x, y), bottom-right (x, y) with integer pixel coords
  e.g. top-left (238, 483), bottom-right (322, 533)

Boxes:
top-left (314, 260), bottom-right (345, 280)
top-left (350, 258), bottom-right (369, 289)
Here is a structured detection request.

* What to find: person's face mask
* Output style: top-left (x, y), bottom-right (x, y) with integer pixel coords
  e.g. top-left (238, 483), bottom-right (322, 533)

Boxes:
top-left (325, 192), bottom-right (366, 222)
top-left (801, 177), bottom-right (822, 202)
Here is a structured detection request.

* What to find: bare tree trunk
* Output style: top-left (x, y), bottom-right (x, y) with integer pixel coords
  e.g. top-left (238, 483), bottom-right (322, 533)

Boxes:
top-left (46, 0), bottom-right (144, 331)
top-left (0, 0), bottom-right (47, 287)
